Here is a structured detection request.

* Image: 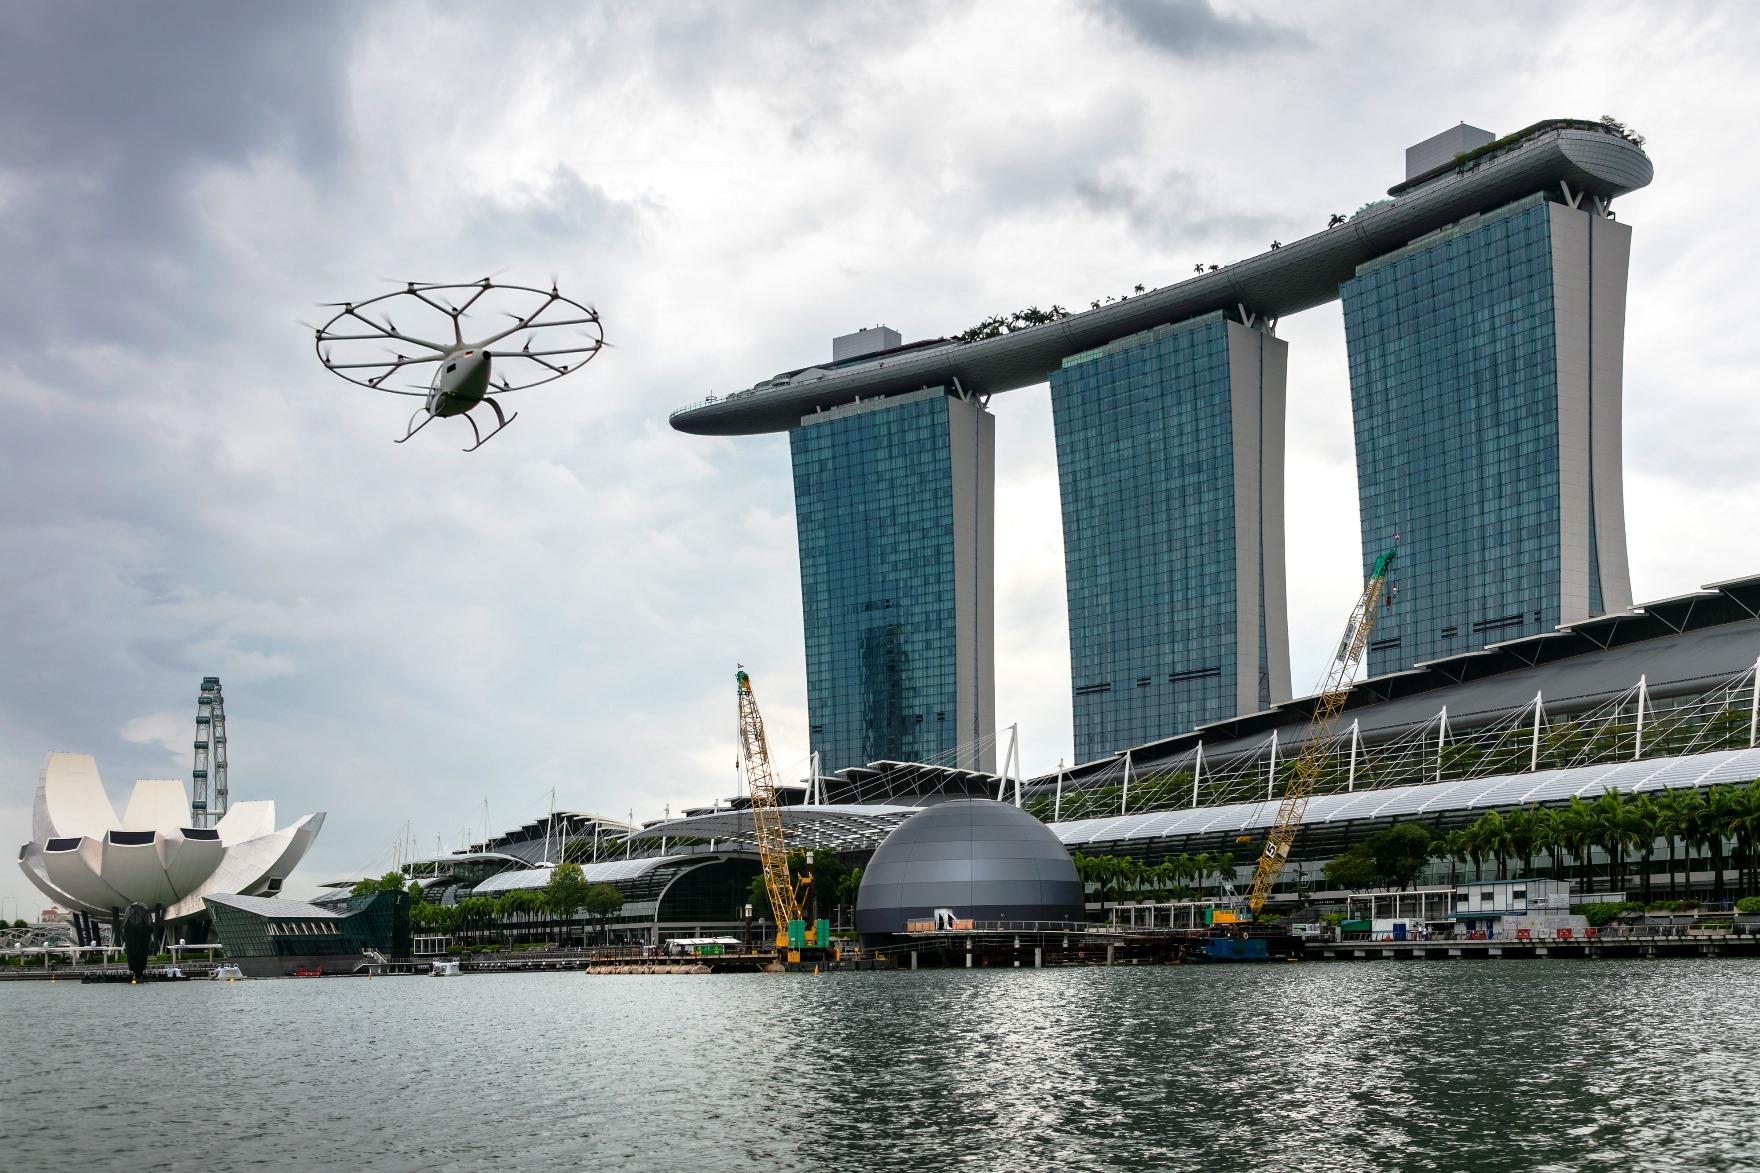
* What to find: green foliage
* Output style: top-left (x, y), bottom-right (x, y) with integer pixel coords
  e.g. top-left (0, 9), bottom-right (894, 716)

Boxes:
top-left (956, 305), bottom-right (1070, 343)
top-left (808, 848), bottom-right (852, 920)
top-left (10, 919), bottom-right (25, 929)
top-left (582, 882), bottom-right (623, 920)
top-left (1573, 901), bottom-right (1645, 926)
top-left (352, 870), bottom-right (408, 897)
top-left (1369, 823), bottom-right (1435, 889)
top-left (1322, 845), bottom-right (1379, 890)
top-left (746, 873), bottom-right (771, 921)
top-left (545, 862), bottom-right (590, 921)
top-left (1070, 851), bottom-right (1232, 906)
top-left (1738, 896), bottom-right (1760, 915)
top-left (1324, 822), bottom-right (1434, 891)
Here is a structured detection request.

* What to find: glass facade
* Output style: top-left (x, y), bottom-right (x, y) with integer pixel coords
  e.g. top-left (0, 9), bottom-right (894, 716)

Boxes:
top-left (791, 388), bottom-right (994, 775)
top-left (205, 890), bottom-right (409, 961)
top-left (1051, 312), bottom-right (1289, 763)
top-left (1343, 192), bottom-right (1631, 677)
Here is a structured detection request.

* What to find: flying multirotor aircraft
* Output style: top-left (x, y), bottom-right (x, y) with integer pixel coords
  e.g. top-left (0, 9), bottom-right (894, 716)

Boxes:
top-left (312, 278), bottom-right (604, 451)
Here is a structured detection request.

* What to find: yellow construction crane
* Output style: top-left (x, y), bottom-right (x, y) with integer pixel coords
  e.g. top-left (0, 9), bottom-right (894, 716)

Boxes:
top-left (1245, 543), bottom-right (1398, 918)
top-left (735, 667), bottom-right (809, 947)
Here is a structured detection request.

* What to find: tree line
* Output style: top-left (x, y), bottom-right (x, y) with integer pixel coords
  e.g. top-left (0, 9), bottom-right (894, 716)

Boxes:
top-left (1070, 850), bottom-right (1238, 916)
top-left (355, 863), bottom-right (626, 947)
top-left (1066, 782), bottom-right (1760, 910)
top-left (1410, 782), bottom-right (1760, 903)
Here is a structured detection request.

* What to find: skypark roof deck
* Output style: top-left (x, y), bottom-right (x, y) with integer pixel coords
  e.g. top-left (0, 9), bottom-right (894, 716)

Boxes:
top-left (671, 118), bottom-right (1651, 436)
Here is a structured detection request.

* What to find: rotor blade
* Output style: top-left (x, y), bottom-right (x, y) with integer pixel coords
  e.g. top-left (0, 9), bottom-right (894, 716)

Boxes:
top-left (497, 315), bottom-right (600, 330)
top-left (486, 345), bottom-right (601, 359)
top-left (344, 307), bottom-right (449, 353)
top-left (325, 357), bottom-right (441, 370)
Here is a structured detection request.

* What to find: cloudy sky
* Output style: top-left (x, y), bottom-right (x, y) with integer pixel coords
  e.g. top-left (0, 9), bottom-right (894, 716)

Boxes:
top-left (3, 0), bottom-right (1756, 910)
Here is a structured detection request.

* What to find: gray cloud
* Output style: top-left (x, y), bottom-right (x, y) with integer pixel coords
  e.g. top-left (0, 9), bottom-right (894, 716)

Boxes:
top-left (0, 3), bottom-right (355, 353)
top-left (1084, 0), bottom-right (1306, 58)
top-left (1075, 172), bottom-right (1283, 251)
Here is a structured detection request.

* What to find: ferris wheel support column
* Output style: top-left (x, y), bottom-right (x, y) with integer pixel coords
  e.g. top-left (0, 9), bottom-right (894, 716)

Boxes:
top-left (191, 677), bottom-right (229, 829)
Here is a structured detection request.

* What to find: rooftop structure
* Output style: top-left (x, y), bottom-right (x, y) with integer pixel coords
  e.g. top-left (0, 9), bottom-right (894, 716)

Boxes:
top-left (670, 119), bottom-right (1650, 436)
top-left (461, 810), bottom-right (635, 867)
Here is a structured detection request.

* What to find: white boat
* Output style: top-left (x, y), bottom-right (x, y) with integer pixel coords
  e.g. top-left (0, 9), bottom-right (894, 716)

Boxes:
top-left (213, 964), bottom-right (245, 980)
top-left (430, 959), bottom-right (461, 976)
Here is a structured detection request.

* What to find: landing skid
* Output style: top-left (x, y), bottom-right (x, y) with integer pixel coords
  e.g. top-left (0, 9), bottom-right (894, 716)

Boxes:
top-left (395, 407), bottom-right (438, 444)
top-left (394, 398), bottom-right (519, 451)
top-left (461, 396), bottom-right (518, 452)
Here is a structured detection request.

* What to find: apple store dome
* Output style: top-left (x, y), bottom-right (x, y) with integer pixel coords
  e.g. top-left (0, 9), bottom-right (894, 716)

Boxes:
top-left (854, 799), bottom-right (1085, 936)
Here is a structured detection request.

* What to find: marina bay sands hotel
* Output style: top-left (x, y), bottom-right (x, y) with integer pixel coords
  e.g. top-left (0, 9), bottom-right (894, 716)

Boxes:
top-left (671, 118), bottom-right (1653, 777)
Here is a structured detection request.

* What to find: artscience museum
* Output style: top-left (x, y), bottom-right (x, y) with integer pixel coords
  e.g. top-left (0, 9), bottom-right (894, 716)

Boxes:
top-left (16, 751), bottom-right (324, 942)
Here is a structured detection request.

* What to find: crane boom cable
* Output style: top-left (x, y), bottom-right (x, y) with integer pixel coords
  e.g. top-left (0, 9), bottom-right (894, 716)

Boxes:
top-left (735, 669), bottom-right (807, 929)
top-left (1246, 545), bottom-right (1397, 917)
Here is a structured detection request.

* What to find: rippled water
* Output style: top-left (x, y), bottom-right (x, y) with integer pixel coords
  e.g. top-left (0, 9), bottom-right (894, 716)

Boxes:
top-left (5, 960), bottom-right (1760, 1171)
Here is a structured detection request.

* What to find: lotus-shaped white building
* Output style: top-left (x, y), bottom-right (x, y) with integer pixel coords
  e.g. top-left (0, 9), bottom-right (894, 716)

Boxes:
top-left (17, 752), bottom-right (324, 920)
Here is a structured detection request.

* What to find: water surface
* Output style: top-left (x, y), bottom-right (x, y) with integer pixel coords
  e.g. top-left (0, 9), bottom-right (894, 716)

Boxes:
top-left (3, 960), bottom-right (1757, 1171)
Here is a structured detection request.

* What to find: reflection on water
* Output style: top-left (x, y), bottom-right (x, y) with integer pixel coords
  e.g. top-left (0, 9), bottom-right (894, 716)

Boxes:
top-left (3, 960), bottom-right (1759, 1171)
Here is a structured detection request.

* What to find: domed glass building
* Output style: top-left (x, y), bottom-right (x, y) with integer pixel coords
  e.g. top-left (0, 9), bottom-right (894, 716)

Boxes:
top-left (855, 799), bottom-right (1085, 937)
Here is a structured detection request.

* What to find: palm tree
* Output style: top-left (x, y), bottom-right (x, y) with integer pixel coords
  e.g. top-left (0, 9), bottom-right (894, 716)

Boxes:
top-left (1734, 782), bottom-right (1760, 898)
top-left (1558, 796), bottom-right (1599, 888)
top-left (1594, 789), bottom-right (1633, 895)
top-left (1677, 788), bottom-right (1710, 903)
top-left (1655, 789), bottom-right (1692, 899)
top-left (1432, 830), bottom-right (1467, 887)
top-left (1707, 785), bottom-right (1740, 903)
top-left (1529, 806), bottom-right (1563, 879)
top-left (1505, 807), bottom-right (1539, 879)
top-left (1627, 792), bottom-right (1661, 904)
top-left (1477, 810), bottom-right (1512, 880)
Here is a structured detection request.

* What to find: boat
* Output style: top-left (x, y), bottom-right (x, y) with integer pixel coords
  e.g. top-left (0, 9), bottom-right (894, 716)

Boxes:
top-left (430, 959), bottom-right (461, 976)
top-left (213, 964), bottom-right (245, 980)
top-left (292, 966), bottom-right (324, 977)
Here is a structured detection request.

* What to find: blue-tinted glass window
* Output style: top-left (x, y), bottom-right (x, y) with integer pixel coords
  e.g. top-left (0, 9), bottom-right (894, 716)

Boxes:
top-left (1342, 197), bottom-right (1562, 677)
top-left (1051, 317), bottom-right (1250, 762)
top-left (792, 395), bottom-right (961, 774)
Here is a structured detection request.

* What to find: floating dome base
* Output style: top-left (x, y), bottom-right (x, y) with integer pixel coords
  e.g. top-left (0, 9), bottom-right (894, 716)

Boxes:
top-left (854, 799), bottom-right (1085, 937)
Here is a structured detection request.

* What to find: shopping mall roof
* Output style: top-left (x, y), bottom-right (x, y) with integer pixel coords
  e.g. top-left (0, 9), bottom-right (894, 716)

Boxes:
top-left (1056, 745), bottom-right (1760, 857)
top-left (469, 857), bottom-right (690, 895)
top-left (1048, 572), bottom-right (1760, 784)
top-left (671, 119), bottom-right (1652, 436)
top-left (635, 747), bottom-right (1760, 864)
top-left (630, 804), bottom-right (925, 854)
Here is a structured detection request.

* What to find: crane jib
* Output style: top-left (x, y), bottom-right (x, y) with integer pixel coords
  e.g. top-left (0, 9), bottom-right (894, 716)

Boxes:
top-left (737, 671), bottom-right (809, 934)
top-left (1245, 546), bottom-right (1396, 918)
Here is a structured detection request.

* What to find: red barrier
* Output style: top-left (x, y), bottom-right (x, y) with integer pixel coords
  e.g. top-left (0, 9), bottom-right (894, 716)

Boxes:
top-left (1556, 928), bottom-right (1574, 940)
top-left (1516, 929), bottom-right (1531, 940)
